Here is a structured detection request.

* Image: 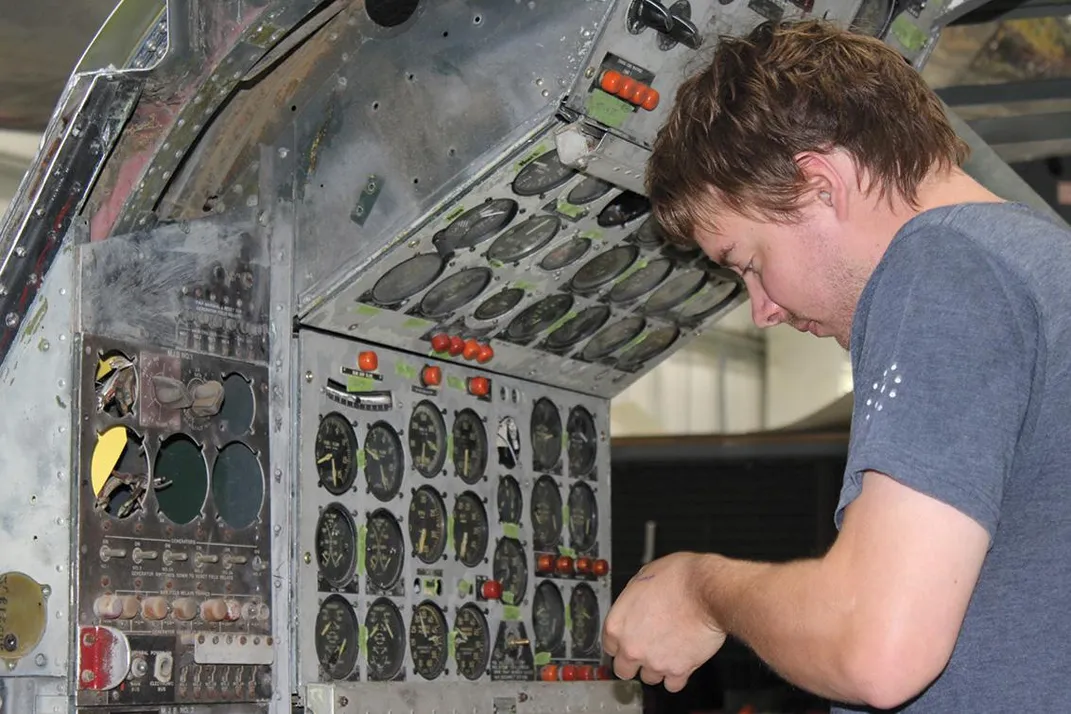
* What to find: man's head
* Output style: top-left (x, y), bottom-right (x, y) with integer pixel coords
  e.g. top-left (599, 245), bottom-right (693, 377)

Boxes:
top-left (647, 19), bottom-right (970, 347)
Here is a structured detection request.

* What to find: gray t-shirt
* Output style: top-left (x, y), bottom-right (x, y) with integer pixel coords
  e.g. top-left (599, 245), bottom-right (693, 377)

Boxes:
top-left (833, 201), bottom-right (1071, 712)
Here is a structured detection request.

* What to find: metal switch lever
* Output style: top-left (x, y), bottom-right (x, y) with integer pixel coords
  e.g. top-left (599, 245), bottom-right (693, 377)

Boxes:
top-left (628, 0), bottom-right (702, 49)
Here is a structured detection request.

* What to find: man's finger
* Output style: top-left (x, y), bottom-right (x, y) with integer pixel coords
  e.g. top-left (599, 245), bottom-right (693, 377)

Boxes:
top-left (663, 674), bottom-right (690, 693)
top-left (639, 667), bottom-right (664, 686)
top-left (612, 655), bottom-right (640, 681)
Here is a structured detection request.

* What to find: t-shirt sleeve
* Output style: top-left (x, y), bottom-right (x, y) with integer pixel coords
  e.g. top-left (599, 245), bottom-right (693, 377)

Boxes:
top-left (834, 229), bottom-right (1038, 541)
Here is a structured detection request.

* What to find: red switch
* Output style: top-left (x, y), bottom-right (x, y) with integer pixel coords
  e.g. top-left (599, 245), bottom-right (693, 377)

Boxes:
top-left (541, 664), bottom-right (560, 682)
top-left (537, 553), bottom-right (554, 574)
top-left (448, 336), bottom-right (465, 356)
top-left (480, 580), bottom-right (502, 600)
top-left (640, 87), bottom-right (660, 111)
top-left (468, 376), bottom-right (490, 397)
top-left (578, 665), bottom-right (595, 680)
top-left (599, 69), bottom-right (623, 94)
top-left (476, 343), bottom-right (494, 363)
top-left (556, 556), bottom-right (574, 576)
top-left (593, 559), bottom-right (610, 577)
top-left (597, 665), bottom-right (612, 680)
top-left (358, 351), bottom-right (378, 371)
top-left (561, 664), bottom-right (578, 681)
top-left (421, 365), bottom-right (442, 387)
top-left (431, 334), bottom-right (450, 353)
top-left (576, 557), bottom-right (592, 575)
top-left (462, 339), bottom-right (480, 360)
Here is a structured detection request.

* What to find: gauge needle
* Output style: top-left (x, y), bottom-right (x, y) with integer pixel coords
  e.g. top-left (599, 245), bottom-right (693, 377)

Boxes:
top-left (464, 449), bottom-right (469, 474)
top-left (460, 532), bottom-right (468, 557)
top-left (331, 458), bottom-right (338, 485)
top-left (420, 617), bottom-right (428, 636)
top-left (321, 622), bottom-right (331, 636)
top-left (317, 454), bottom-right (332, 464)
top-left (418, 529), bottom-right (427, 554)
top-left (337, 640), bottom-right (346, 656)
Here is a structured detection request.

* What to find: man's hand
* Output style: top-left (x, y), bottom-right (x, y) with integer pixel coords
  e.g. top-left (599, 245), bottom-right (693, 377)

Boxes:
top-left (602, 552), bottom-right (727, 692)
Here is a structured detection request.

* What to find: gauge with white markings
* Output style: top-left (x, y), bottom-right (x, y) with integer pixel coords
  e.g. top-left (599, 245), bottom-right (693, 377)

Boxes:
top-left (570, 245), bottom-right (639, 293)
top-left (493, 537), bottom-right (528, 604)
top-left (540, 236), bottom-right (591, 271)
top-left (409, 400), bottom-right (447, 477)
top-left (315, 504), bottom-right (357, 587)
top-left (315, 594), bottom-right (359, 680)
top-left (580, 317), bottom-right (645, 361)
top-left (677, 278), bottom-right (741, 320)
top-left (452, 409), bottom-right (488, 484)
top-left (487, 215), bottom-right (561, 263)
top-left (435, 199), bottom-right (519, 250)
top-left (505, 294), bottom-right (574, 341)
top-left (512, 149), bottom-right (577, 196)
top-left (568, 482), bottom-right (598, 552)
top-left (365, 598), bottom-right (406, 681)
top-left (371, 253), bottom-right (444, 304)
top-left (454, 604), bottom-right (490, 680)
top-left (530, 398), bottom-right (562, 472)
top-left (609, 259), bottom-right (673, 303)
top-left (419, 268), bottom-right (492, 318)
top-left (409, 485), bottom-right (447, 564)
top-left (616, 326), bottom-right (680, 372)
top-left (497, 475), bottom-right (523, 523)
top-left (364, 421), bottom-right (403, 501)
top-left (454, 491), bottom-right (490, 567)
top-left (567, 176), bottom-right (613, 205)
top-left (570, 584), bottom-right (601, 654)
top-left (474, 287), bottom-right (525, 320)
top-left (366, 509), bottom-right (404, 591)
top-left (531, 475), bottom-right (563, 551)
top-left (567, 406), bottom-right (597, 477)
top-left (315, 413), bottom-right (358, 495)
top-left (533, 581), bottom-right (566, 652)
top-left (409, 601), bottom-right (449, 680)
top-left (645, 270), bottom-right (707, 313)
top-left (597, 190), bottom-right (650, 227)
top-left (545, 305), bottom-right (611, 350)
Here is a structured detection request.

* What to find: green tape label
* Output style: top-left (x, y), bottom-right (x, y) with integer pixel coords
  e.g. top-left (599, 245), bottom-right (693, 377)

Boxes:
top-left (891, 15), bottom-right (927, 52)
top-left (354, 303), bottom-right (380, 316)
top-left (555, 199), bottom-right (586, 219)
top-left (561, 430), bottom-right (568, 451)
top-left (502, 604), bottom-right (522, 620)
top-left (445, 204), bottom-right (466, 222)
top-left (547, 310), bottom-right (577, 334)
top-left (458, 579), bottom-right (472, 597)
top-left (447, 431), bottom-right (454, 462)
top-left (359, 624), bottom-right (369, 653)
top-left (558, 545), bottom-right (577, 558)
top-left (502, 591), bottom-right (516, 606)
top-left (447, 375), bottom-right (465, 391)
top-left (579, 230), bottom-right (603, 241)
top-left (402, 317), bottom-right (432, 331)
top-left (446, 515), bottom-right (455, 553)
top-left (347, 375), bottom-right (376, 392)
top-left (534, 651), bottom-right (552, 666)
top-left (357, 525), bottom-right (367, 575)
top-left (565, 604), bottom-right (573, 633)
top-left (513, 281), bottom-right (536, 291)
top-left (562, 504), bottom-right (571, 529)
top-left (357, 448), bottom-right (367, 470)
top-left (502, 523), bottom-right (521, 539)
top-left (586, 89), bottom-right (634, 128)
top-left (515, 142), bottom-right (549, 171)
top-left (395, 361), bottom-right (416, 379)
top-left (449, 629), bottom-right (457, 661)
top-left (614, 258), bottom-right (647, 285)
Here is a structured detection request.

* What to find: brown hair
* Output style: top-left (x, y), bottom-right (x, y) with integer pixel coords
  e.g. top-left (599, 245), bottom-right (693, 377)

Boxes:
top-left (647, 19), bottom-right (969, 244)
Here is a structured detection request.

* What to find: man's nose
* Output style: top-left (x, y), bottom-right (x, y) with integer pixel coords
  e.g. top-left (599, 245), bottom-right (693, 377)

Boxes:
top-left (747, 283), bottom-right (784, 328)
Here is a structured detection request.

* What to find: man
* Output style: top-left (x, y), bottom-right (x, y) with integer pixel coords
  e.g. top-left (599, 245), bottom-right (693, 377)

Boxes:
top-left (602, 19), bottom-right (1071, 712)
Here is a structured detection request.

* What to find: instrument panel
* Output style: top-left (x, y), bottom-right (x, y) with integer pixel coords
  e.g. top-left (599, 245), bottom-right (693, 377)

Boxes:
top-left (298, 329), bottom-right (613, 689)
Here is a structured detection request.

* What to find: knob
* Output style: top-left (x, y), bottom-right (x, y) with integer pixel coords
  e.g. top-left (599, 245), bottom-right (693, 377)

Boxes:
top-left (462, 339), bottom-right (480, 360)
top-left (476, 344), bottom-right (494, 363)
top-left (540, 664), bottom-right (560, 681)
top-left (430, 334), bottom-right (451, 353)
top-left (480, 580), bottom-right (502, 600)
top-left (171, 597), bottom-right (198, 621)
top-left (576, 557), bottom-right (593, 574)
top-left (593, 559), bottom-right (610, 577)
top-left (555, 556), bottom-right (575, 576)
top-left (421, 365), bottom-right (442, 387)
top-left (448, 336), bottom-right (465, 356)
top-left (201, 598), bottom-right (240, 622)
top-left (627, 0), bottom-right (701, 50)
top-left (468, 376), bottom-right (490, 397)
top-left (579, 664), bottom-right (596, 680)
top-left (141, 596), bottom-right (169, 621)
top-left (358, 351), bottom-right (378, 371)
top-left (93, 594), bottom-right (123, 620)
top-left (536, 553), bottom-right (555, 573)
top-left (561, 664), bottom-right (579, 681)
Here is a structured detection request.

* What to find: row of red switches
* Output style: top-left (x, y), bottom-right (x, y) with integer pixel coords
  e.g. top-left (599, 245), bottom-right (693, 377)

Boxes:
top-left (430, 334), bottom-right (494, 363)
top-left (541, 664), bottom-right (613, 681)
top-left (536, 554), bottom-right (610, 577)
top-left (598, 69), bottom-right (659, 111)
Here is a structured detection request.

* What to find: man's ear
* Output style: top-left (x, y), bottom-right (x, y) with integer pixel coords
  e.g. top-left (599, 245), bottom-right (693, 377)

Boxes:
top-left (795, 150), bottom-right (850, 221)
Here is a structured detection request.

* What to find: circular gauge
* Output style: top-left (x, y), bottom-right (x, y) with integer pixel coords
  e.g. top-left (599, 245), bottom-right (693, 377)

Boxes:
top-left (315, 413), bottom-right (359, 495)
top-left (505, 294), bottom-right (574, 341)
top-left (512, 149), bottom-right (577, 196)
top-left (570, 584), bottom-right (601, 654)
top-left (315, 595), bottom-right (359, 680)
top-left (540, 236), bottom-right (592, 271)
top-left (616, 326), bottom-right (681, 371)
top-left (487, 215), bottom-right (561, 263)
top-left (531, 475), bottom-right (563, 551)
top-left (371, 253), bottom-right (444, 304)
top-left (597, 190), bottom-right (650, 227)
top-left (454, 604), bottom-right (490, 680)
top-left (365, 598), bottom-right (406, 681)
top-left (568, 482), bottom-right (598, 552)
top-left (497, 475), bottom-right (523, 523)
top-left (852, 0), bottom-right (894, 36)
top-left (567, 176), bottom-right (613, 205)
top-left (436, 198), bottom-right (519, 250)
top-left (530, 398), bottom-right (562, 472)
top-left (533, 581), bottom-right (566, 653)
top-left (154, 435), bottom-right (208, 525)
top-left (315, 504), bottom-right (358, 587)
top-left (567, 406), bottom-right (598, 477)
top-left (570, 245), bottom-right (640, 293)
top-left (645, 270), bottom-right (707, 313)
top-left (609, 259), bottom-right (673, 303)
top-left (452, 409), bottom-right (488, 484)
top-left (409, 486), bottom-right (447, 564)
top-left (364, 421), bottom-right (403, 501)
top-left (677, 278), bottom-right (741, 320)
top-left (630, 217), bottom-right (665, 246)
top-left (580, 317), bottom-right (646, 361)
top-left (366, 509), bottom-right (405, 591)
top-left (409, 601), bottom-right (449, 680)
top-left (493, 538), bottom-right (529, 604)
top-left (545, 305), bottom-right (611, 350)
top-left (454, 491), bottom-right (490, 567)
top-left (408, 400), bottom-right (447, 477)
top-left (474, 287), bottom-right (524, 320)
top-left (419, 268), bottom-right (492, 318)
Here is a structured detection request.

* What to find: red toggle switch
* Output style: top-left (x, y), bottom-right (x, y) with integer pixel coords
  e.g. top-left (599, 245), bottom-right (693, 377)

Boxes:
top-left (448, 336), bottom-right (465, 356)
top-left (358, 351), bottom-right (378, 371)
top-left (597, 665), bottom-right (613, 680)
top-left (421, 365), bottom-right (442, 387)
top-left (462, 339), bottom-right (480, 360)
top-left (599, 69), bottom-right (623, 94)
top-left (576, 557), bottom-right (592, 574)
top-left (468, 376), bottom-right (490, 397)
top-left (541, 664), bottom-right (560, 682)
top-left (476, 343), bottom-right (494, 363)
top-left (593, 559), bottom-right (610, 577)
top-left (561, 664), bottom-right (579, 681)
top-left (556, 556), bottom-right (574, 576)
top-left (431, 334), bottom-right (450, 353)
top-left (480, 580), bottom-right (502, 600)
top-left (537, 553), bottom-right (554, 574)
top-left (578, 665), bottom-right (596, 680)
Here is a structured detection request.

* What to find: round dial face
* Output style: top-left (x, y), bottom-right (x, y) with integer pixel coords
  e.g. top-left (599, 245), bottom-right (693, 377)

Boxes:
top-left (568, 482), bottom-right (598, 552)
top-left (487, 215), bottom-right (561, 263)
top-left (408, 401), bottom-right (447, 477)
top-left (609, 258), bottom-right (673, 303)
top-left (645, 270), bottom-right (707, 313)
top-left (366, 510), bottom-right (405, 590)
top-left (566, 176), bottom-right (613, 205)
top-left (454, 603), bottom-right (490, 680)
top-left (419, 268), bottom-right (492, 318)
top-left (364, 421), bottom-right (403, 501)
top-left (315, 595), bottom-right (359, 680)
top-left (512, 149), bottom-right (576, 196)
top-left (570, 245), bottom-right (640, 293)
top-left (580, 317), bottom-right (645, 361)
top-left (473, 287), bottom-right (524, 321)
top-left (493, 538), bottom-right (529, 604)
top-left (545, 305), bottom-right (611, 350)
top-left (630, 217), bottom-right (665, 246)
top-left (530, 475), bottom-right (563, 551)
top-left (505, 294), bottom-right (574, 341)
top-left (497, 475), bottom-right (523, 524)
top-left (570, 584), bottom-right (601, 654)
top-left (315, 504), bottom-right (357, 587)
top-left (677, 278), bottom-right (740, 320)
top-left (567, 406), bottom-right (598, 477)
top-left (533, 581), bottom-right (566, 652)
top-left (409, 601), bottom-right (449, 680)
top-left (409, 485), bottom-right (447, 564)
top-left (616, 326), bottom-right (680, 372)
top-left (435, 198), bottom-right (519, 250)
top-left (530, 398), bottom-right (562, 472)
top-left (371, 253), bottom-right (444, 304)
top-left (540, 236), bottom-right (591, 271)
top-left (453, 491), bottom-right (490, 567)
top-left (365, 598), bottom-right (406, 681)
top-left (452, 409), bottom-right (488, 484)
top-left (596, 190), bottom-right (650, 227)
top-left (315, 413), bottom-right (358, 495)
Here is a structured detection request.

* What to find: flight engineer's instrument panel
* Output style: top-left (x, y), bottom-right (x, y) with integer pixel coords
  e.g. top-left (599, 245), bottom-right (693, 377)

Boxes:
top-left (0, 0), bottom-right (950, 712)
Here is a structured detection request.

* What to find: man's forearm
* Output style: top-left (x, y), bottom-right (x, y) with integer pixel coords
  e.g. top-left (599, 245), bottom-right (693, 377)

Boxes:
top-left (692, 553), bottom-right (866, 704)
